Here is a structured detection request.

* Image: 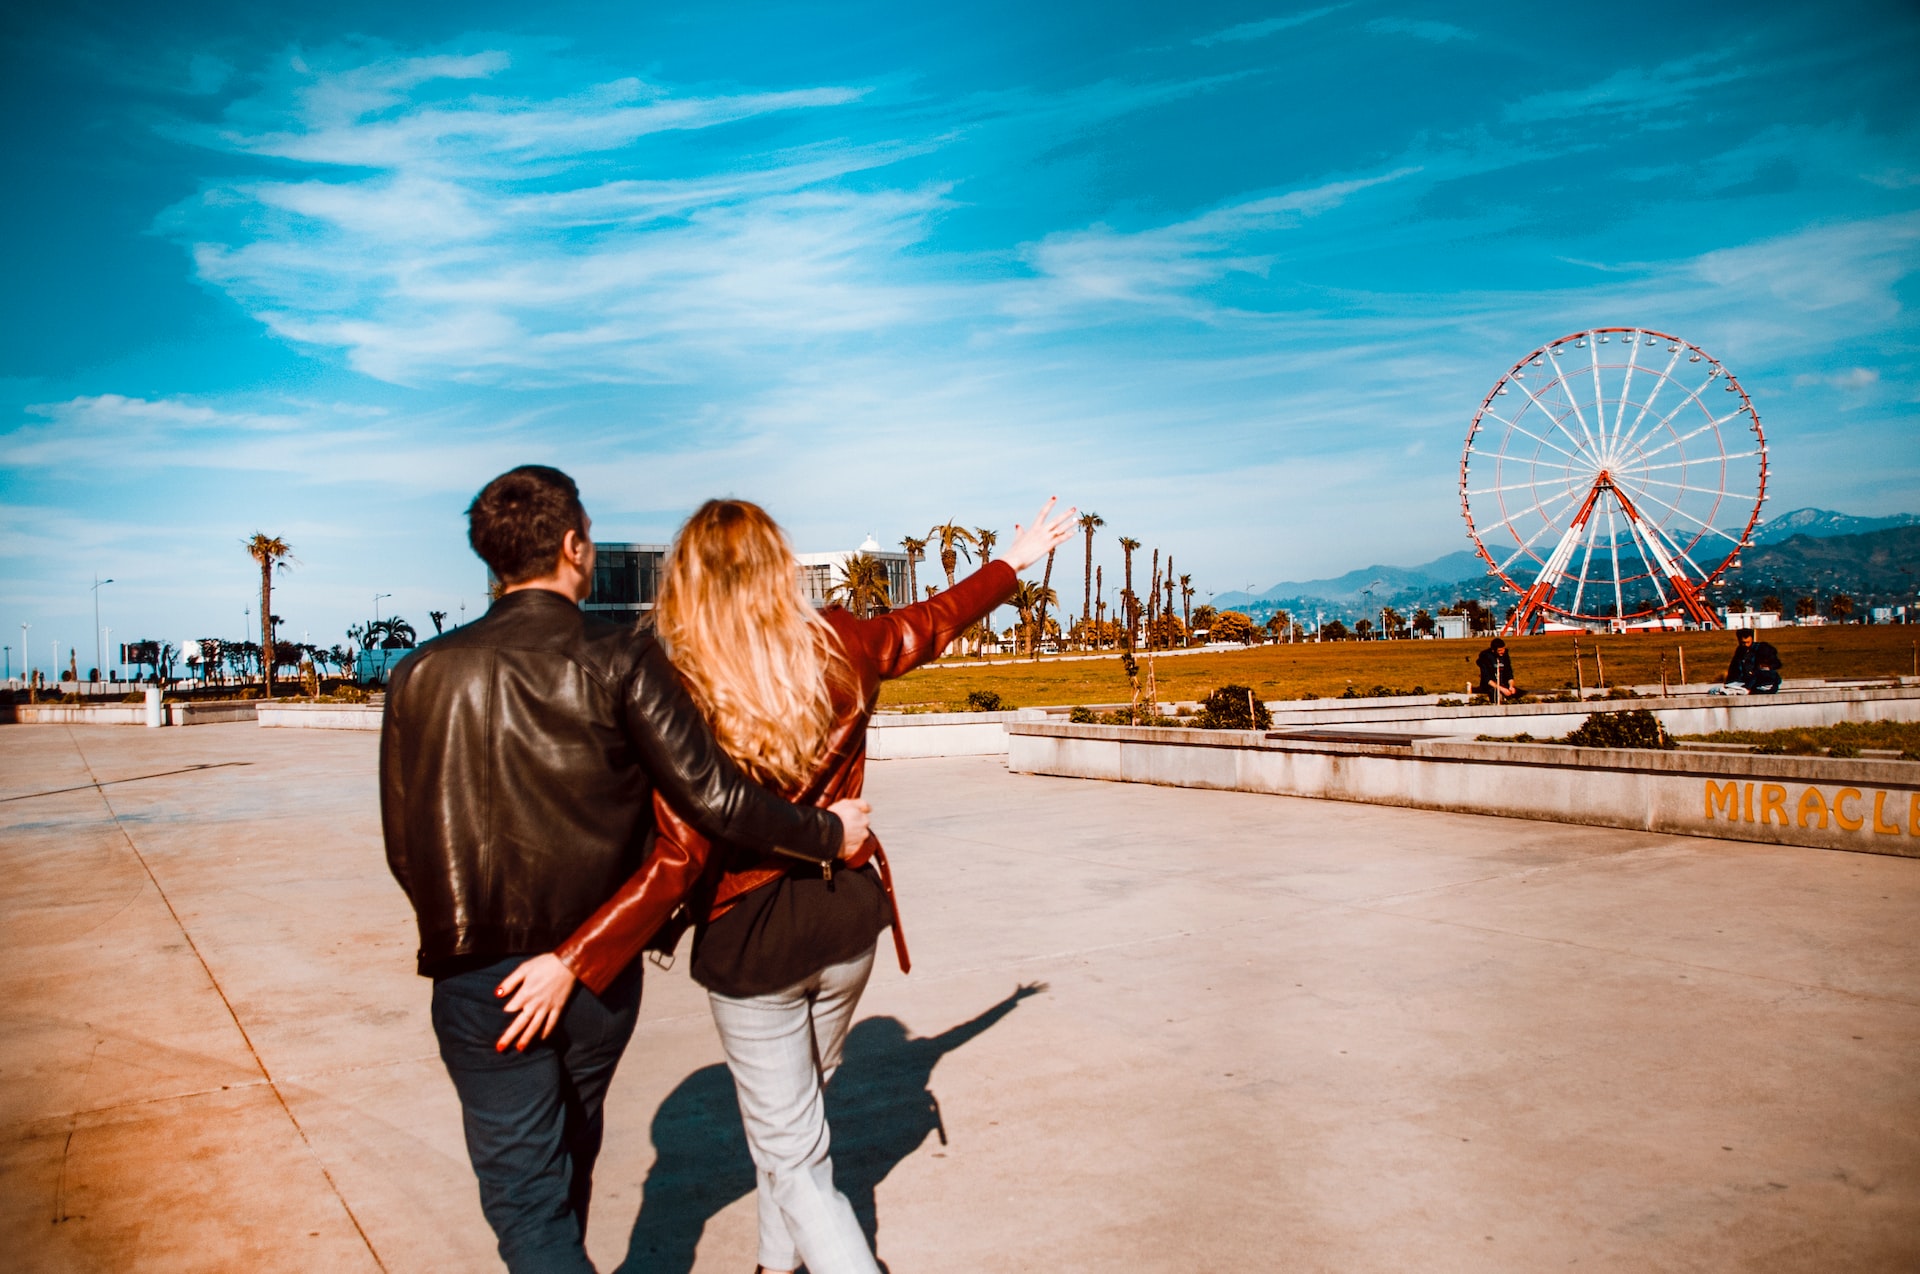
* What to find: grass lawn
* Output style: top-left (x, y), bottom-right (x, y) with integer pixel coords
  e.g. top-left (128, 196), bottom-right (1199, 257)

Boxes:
top-left (1678, 720), bottom-right (1920, 757)
top-left (880, 624), bottom-right (1920, 709)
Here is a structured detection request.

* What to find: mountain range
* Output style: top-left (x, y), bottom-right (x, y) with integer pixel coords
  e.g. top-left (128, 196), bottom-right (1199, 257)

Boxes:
top-left (1213, 509), bottom-right (1918, 617)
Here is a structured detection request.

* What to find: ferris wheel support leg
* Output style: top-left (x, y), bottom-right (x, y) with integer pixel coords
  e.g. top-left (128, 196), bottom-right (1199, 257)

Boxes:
top-left (1501, 501), bottom-right (1597, 636)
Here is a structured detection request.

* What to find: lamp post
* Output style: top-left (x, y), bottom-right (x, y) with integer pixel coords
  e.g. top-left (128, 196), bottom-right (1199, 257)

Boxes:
top-left (91, 576), bottom-right (114, 679)
top-left (16, 623), bottom-right (26, 678)
top-left (3, 645), bottom-right (9, 680)
top-left (374, 593), bottom-right (392, 625)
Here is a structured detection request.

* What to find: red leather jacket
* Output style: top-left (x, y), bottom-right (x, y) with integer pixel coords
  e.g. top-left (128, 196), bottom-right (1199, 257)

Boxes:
top-left (557, 560), bottom-right (1017, 994)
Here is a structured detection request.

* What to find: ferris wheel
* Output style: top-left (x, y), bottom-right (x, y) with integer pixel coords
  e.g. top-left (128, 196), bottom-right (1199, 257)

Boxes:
top-left (1460, 327), bottom-right (1768, 634)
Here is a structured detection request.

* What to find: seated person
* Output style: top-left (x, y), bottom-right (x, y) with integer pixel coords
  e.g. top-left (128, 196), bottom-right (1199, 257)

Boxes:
top-left (1723, 627), bottom-right (1782, 694)
top-left (1475, 637), bottom-right (1518, 702)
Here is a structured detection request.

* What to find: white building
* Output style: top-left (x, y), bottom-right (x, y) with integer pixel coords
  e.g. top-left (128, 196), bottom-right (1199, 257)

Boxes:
top-left (1721, 608), bottom-right (1783, 630)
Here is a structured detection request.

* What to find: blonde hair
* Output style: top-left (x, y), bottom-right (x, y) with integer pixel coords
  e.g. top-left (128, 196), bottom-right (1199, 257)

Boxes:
top-left (653, 500), bottom-right (850, 793)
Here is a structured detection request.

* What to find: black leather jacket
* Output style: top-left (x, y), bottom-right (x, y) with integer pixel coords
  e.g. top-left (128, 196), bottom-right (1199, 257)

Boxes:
top-left (380, 588), bottom-right (842, 975)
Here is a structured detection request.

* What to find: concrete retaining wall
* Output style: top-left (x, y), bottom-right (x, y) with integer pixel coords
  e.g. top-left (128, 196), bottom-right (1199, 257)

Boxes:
top-left (1261, 686), bottom-right (1920, 741)
top-left (1008, 721), bottom-right (1920, 858)
top-left (8, 701), bottom-right (260, 726)
top-left (865, 709), bottom-right (1045, 759)
top-left (257, 703), bottom-right (385, 730)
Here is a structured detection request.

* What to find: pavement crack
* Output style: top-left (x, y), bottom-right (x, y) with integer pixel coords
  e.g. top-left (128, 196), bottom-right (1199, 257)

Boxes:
top-left (61, 728), bottom-right (390, 1272)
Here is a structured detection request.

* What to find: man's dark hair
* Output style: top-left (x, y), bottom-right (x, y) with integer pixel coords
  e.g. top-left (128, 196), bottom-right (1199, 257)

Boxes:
top-left (467, 466), bottom-right (588, 584)
top-left (1490, 638), bottom-right (1506, 649)
top-left (1736, 627), bottom-right (1755, 639)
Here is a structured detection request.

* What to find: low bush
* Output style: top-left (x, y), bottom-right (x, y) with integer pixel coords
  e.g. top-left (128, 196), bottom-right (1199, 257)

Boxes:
top-left (1068, 705), bottom-right (1097, 724)
top-left (1563, 709), bottom-right (1674, 750)
top-left (963, 689), bottom-right (1006, 712)
top-left (1196, 684), bottom-right (1273, 731)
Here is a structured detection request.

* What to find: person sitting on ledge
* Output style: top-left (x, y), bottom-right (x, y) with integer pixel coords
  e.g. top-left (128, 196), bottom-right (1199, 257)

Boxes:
top-left (1475, 637), bottom-right (1519, 703)
top-left (1723, 627), bottom-right (1782, 694)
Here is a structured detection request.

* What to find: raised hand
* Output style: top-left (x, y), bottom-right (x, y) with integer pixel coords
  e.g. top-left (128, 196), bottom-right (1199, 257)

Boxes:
top-left (997, 497), bottom-right (1078, 572)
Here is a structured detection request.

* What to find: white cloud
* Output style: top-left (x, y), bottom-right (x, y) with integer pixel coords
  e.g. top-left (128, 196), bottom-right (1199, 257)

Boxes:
top-left (1192, 6), bottom-right (1348, 47)
top-left (1365, 17), bottom-right (1475, 44)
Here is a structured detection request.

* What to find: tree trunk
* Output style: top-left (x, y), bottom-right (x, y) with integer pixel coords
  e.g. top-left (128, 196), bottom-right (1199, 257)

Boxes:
top-left (260, 566), bottom-right (274, 697)
top-left (1082, 529), bottom-right (1094, 649)
top-left (1032, 549), bottom-right (1055, 661)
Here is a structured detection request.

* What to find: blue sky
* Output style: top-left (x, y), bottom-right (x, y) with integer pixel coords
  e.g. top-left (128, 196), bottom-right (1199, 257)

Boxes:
top-left (3, 0), bottom-right (1917, 670)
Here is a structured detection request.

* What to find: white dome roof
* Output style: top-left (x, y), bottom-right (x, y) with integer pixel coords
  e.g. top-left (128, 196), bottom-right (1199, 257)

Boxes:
top-left (859, 533), bottom-right (880, 551)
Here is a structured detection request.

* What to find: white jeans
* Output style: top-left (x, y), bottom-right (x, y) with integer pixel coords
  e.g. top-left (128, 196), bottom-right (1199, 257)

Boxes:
top-left (707, 945), bottom-right (881, 1274)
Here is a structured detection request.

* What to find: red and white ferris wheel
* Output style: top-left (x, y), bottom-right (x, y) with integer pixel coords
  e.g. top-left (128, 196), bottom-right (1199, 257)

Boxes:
top-left (1460, 327), bottom-right (1769, 634)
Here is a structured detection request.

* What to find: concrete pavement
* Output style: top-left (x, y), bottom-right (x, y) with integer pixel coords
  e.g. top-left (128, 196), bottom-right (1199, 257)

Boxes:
top-left (2, 723), bottom-right (1916, 1272)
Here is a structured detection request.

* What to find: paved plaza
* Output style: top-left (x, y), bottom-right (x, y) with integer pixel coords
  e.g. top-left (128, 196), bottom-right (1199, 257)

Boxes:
top-left (3, 723), bottom-right (1917, 1272)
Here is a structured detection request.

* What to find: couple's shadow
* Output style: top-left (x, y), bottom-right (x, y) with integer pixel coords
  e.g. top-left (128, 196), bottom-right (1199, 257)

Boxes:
top-left (616, 983), bottom-right (1041, 1273)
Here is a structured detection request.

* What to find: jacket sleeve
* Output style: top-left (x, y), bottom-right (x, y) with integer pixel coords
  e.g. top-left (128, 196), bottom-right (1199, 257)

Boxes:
top-left (378, 658), bottom-right (414, 903)
top-left (622, 637), bottom-right (843, 863)
top-left (856, 560), bottom-right (1018, 680)
top-left (557, 793), bottom-right (711, 995)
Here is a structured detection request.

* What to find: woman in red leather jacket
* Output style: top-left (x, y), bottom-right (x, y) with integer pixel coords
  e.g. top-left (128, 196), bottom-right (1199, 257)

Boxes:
top-left (497, 495), bottom-right (1075, 1274)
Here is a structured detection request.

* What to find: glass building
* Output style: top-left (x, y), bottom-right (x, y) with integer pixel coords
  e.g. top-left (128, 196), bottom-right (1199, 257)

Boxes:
top-left (584, 543), bottom-right (667, 624)
top-left (588, 536), bottom-right (911, 622)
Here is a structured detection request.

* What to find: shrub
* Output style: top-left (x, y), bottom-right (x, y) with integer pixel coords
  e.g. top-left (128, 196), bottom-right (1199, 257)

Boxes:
top-left (1564, 709), bottom-right (1674, 750)
top-left (1826, 744), bottom-right (1861, 759)
top-left (1068, 705), bottom-right (1097, 724)
top-left (1195, 684), bottom-right (1273, 731)
top-left (963, 689), bottom-right (1006, 712)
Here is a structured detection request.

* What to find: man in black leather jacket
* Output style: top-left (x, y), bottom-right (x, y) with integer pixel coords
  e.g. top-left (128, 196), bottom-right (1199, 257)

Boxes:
top-left (381, 466), bottom-right (869, 1273)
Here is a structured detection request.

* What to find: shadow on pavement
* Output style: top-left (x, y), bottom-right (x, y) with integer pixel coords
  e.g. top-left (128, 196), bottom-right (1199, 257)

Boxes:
top-left (617, 983), bottom-right (1042, 1273)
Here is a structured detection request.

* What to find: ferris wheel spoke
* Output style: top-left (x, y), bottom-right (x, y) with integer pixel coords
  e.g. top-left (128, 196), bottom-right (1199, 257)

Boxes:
top-left (1475, 413), bottom-right (1585, 465)
top-left (1618, 511), bottom-right (1671, 606)
top-left (1632, 411), bottom-right (1746, 466)
top-left (1627, 473), bottom-right (1757, 514)
top-left (1613, 346), bottom-right (1684, 456)
top-left (1493, 489), bottom-right (1586, 574)
top-left (1482, 482), bottom-right (1583, 543)
top-left (1624, 450), bottom-right (1759, 476)
top-left (1503, 378), bottom-right (1591, 458)
top-left (1466, 475), bottom-right (1583, 496)
top-left (1609, 370), bottom-right (1716, 462)
top-left (1589, 338), bottom-right (1610, 452)
top-left (1569, 509), bottom-right (1604, 615)
top-left (1632, 506), bottom-right (1717, 595)
top-left (1548, 340), bottom-right (1601, 448)
top-left (1609, 331), bottom-right (1646, 450)
top-left (1607, 505), bottom-right (1625, 619)
top-left (1611, 482), bottom-right (1735, 562)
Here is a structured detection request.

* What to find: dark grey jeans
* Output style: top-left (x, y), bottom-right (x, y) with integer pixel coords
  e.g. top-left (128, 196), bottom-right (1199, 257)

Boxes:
top-left (432, 955), bottom-right (643, 1273)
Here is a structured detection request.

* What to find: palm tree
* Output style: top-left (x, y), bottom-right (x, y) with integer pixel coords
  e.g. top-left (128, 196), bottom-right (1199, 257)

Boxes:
top-left (1012, 580), bottom-right (1057, 655)
top-left (1076, 512), bottom-right (1104, 647)
top-left (899, 535), bottom-right (928, 602)
top-left (973, 527), bottom-right (999, 654)
top-left (429, 610), bottom-right (448, 636)
top-left (1094, 565), bottom-right (1105, 647)
top-left (831, 553), bottom-right (892, 619)
top-left (1031, 547), bottom-right (1058, 661)
top-left (1148, 548), bottom-right (1160, 629)
top-left (245, 533), bottom-right (293, 696)
top-left (1117, 537), bottom-right (1140, 650)
top-left (927, 520), bottom-right (977, 590)
top-left (1179, 574), bottom-right (1194, 646)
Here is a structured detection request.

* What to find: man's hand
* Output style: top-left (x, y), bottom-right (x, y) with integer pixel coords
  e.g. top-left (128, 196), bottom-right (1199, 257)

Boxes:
top-left (495, 954), bottom-right (578, 1053)
top-left (830, 797), bottom-right (872, 859)
top-left (997, 497), bottom-right (1079, 572)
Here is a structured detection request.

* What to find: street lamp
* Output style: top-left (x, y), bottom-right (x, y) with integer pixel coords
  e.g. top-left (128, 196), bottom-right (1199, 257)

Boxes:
top-left (17, 623), bottom-right (27, 679)
top-left (374, 593), bottom-right (392, 625)
top-left (92, 576), bottom-right (114, 680)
